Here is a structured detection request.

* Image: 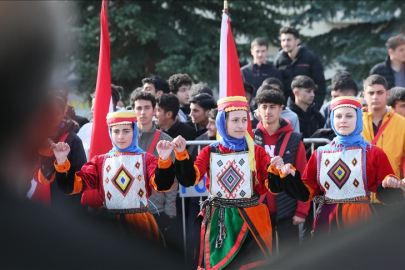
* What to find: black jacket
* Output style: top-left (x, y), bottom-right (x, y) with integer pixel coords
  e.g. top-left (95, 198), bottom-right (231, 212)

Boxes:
top-left (288, 102), bottom-right (325, 140)
top-left (185, 120), bottom-right (207, 138)
top-left (37, 119), bottom-right (87, 211)
top-left (161, 119), bottom-right (196, 142)
top-left (240, 61), bottom-right (284, 96)
top-left (66, 105), bottom-right (89, 127)
top-left (369, 56), bottom-right (395, 90)
top-left (274, 45), bottom-right (326, 110)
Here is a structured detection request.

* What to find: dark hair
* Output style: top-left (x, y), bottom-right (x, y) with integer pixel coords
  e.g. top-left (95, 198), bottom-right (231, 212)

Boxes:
top-left (131, 91), bottom-right (156, 109)
top-left (386, 35), bottom-right (405, 51)
top-left (363, 75), bottom-right (388, 91)
top-left (251, 37), bottom-right (268, 49)
top-left (111, 84), bottom-right (121, 109)
top-left (243, 82), bottom-right (255, 98)
top-left (168, 74), bottom-right (193, 94)
top-left (331, 77), bottom-right (358, 96)
top-left (156, 94), bottom-right (179, 120)
top-left (189, 93), bottom-right (217, 111)
top-left (141, 76), bottom-right (170, 94)
top-left (388, 87), bottom-right (405, 107)
top-left (262, 77), bottom-right (284, 91)
top-left (208, 108), bottom-right (218, 119)
top-left (280, 26), bottom-right (300, 39)
top-left (54, 89), bottom-right (68, 104)
top-left (129, 87), bottom-right (143, 105)
top-left (255, 89), bottom-right (285, 106)
top-left (291, 75), bottom-right (316, 91)
top-left (90, 84), bottom-right (120, 110)
top-left (256, 84), bottom-right (282, 96)
top-left (190, 83), bottom-right (213, 98)
top-left (49, 93), bottom-right (67, 113)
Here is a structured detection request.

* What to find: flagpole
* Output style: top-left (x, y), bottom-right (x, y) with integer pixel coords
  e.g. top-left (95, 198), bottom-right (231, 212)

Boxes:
top-left (223, 0), bottom-right (228, 15)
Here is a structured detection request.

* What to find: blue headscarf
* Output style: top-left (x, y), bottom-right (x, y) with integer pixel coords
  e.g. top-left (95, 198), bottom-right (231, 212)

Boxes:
top-left (321, 97), bottom-right (371, 152)
top-left (106, 110), bottom-right (144, 156)
top-left (211, 109), bottom-right (248, 152)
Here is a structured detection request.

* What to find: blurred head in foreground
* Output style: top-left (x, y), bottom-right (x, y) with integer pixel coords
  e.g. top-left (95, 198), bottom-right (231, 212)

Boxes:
top-left (0, 2), bottom-right (69, 196)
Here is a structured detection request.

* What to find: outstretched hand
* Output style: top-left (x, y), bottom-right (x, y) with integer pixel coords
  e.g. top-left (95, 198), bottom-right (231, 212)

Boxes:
top-left (50, 142), bottom-right (70, 164)
top-left (270, 156), bottom-right (284, 170)
top-left (156, 140), bottom-right (174, 161)
top-left (170, 135), bottom-right (187, 153)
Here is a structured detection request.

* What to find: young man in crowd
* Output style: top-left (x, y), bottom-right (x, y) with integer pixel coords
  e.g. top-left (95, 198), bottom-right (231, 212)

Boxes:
top-left (186, 93), bottom-right (217, 137)
top-left (361, 75), bottom-right (405, 210)
top-left (155, 94), bottom-right (196, 142)
top-left (388, 87), bottom-right (405, 118)
top-left (253, 89), bottom-right (309, 255)
top-left (132, 92), bottom-right (178, 237)
top-left (262, 77), bottom-right (285, 98)
top-left (260, 79), bottom-right (300, 133)
top-left (142, 76), bottom-right (170, 97)
top-left (241, 37), bottom-right (283, 97)
top-left (168, 73), bottom-right (193, 122)
top-left (288, 75), bottom-right (325, 140)
top-left (189, 83), bottom-right (214, 99)
top-left (370, 35), bottom-right (405, 89)
top-left (320, 71), bottom-right (358, 128)
top-left (274, 27), bottom-right (326, 110)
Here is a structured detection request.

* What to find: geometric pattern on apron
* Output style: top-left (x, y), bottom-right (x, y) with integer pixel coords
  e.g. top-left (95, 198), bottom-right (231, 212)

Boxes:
top-left (210, 152), bottom-right (252, 199)
top-left (318, 147), bottom-right (367, 200)
top-left (102, 153), bottom-right (148, 209)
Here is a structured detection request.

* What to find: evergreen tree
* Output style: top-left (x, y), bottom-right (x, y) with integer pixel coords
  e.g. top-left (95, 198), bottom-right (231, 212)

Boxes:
top-left (68, 1), bottom-right (405, 100)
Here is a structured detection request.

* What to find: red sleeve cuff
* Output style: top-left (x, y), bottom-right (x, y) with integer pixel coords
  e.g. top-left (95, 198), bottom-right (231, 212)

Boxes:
top-left (294, 211), bottom-right (307, 219)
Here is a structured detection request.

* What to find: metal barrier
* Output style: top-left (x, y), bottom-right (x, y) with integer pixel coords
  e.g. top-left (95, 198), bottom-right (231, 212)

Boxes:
top-left (180, 138), bottom-right (331, 260)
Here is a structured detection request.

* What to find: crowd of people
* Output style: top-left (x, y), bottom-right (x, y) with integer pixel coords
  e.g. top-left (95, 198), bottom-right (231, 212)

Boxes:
top-left (24, 19), bottom-right (405, 270)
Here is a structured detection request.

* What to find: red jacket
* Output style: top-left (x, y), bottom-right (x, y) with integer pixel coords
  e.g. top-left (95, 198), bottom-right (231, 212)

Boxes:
top-left (257, 120), bottom-right (310, 219)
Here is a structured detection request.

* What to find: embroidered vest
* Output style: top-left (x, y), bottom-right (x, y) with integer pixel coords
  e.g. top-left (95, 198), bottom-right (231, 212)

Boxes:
top-left (102, 153), bottom-right (148, 209)
top-left (210, 149), bottom-right (253, 199)
top-left (317, 147), bottom-right (368, 200)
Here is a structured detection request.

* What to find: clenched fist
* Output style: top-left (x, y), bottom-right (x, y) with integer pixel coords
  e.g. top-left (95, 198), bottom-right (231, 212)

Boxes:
top-left (51, 142), bottom-right (70, 164)
top-left (170, 135), bottom-right (187, 153)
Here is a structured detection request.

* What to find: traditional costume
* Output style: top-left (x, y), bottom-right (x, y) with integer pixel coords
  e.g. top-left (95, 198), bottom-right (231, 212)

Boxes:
top-left (175, 96), bottom-right (275, 270)
top-left (53, 111), bottom-right (176, 242)
top-left (268, 97), bottom-right (404, 235)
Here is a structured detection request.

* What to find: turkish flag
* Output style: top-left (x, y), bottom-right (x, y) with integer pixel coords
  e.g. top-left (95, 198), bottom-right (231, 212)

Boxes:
top-left (219, 12), bottom-right (253, 137)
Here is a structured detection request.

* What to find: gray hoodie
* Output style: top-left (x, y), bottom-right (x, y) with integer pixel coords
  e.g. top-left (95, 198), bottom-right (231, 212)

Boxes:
top-left (137, 124), bottom-right (178, 216)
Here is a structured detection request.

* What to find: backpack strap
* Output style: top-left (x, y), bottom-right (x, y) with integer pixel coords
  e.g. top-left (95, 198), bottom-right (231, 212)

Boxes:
top-left (278, 131), bottom-right (292, 158)
top-left (147, 130), bottom-right (161, 154)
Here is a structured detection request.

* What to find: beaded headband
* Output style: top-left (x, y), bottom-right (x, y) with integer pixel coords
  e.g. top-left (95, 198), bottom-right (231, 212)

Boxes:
top-left (217, 96), bottom-right (249, 112)
top-left (106, 111), bottom-right (137, 126)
